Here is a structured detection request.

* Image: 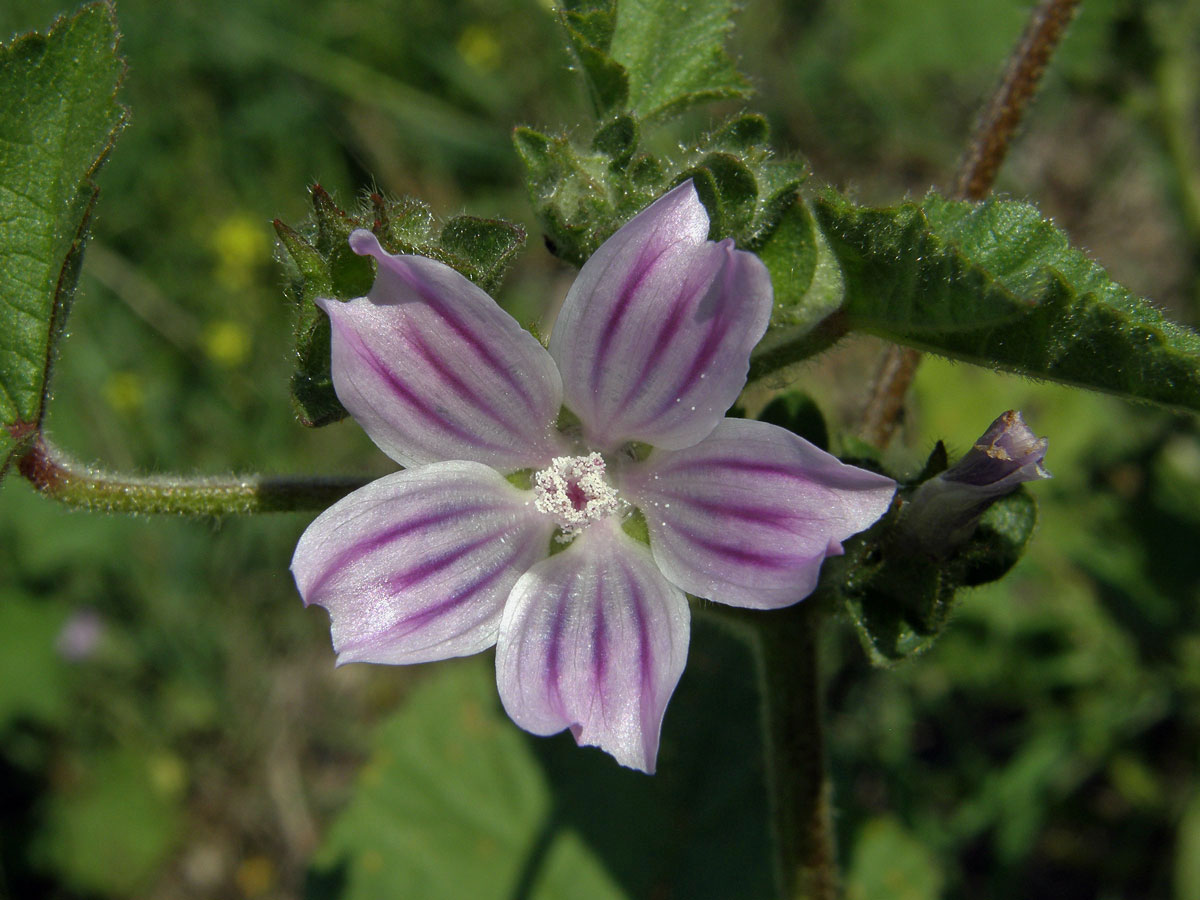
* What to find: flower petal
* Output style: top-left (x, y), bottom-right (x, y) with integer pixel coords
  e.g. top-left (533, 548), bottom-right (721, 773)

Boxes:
top-left (622, 418), bottom-right (896, 609)
top-left (319, 231), bottom-right (563, 471)
top-left (495, 518), bottom-right (690, 773)
top-left (548, 181), bottom-right (772, 452)
top-left (292, 461), bottom-right (554, 665)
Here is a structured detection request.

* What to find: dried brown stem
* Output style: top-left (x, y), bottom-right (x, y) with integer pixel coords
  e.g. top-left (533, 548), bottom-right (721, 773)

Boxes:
top-left (859, 0), bottom-right (1083, 449)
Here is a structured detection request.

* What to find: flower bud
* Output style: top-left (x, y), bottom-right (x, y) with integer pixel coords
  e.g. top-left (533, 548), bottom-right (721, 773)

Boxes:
top-left (904, 410), bottom-right (1049, 556)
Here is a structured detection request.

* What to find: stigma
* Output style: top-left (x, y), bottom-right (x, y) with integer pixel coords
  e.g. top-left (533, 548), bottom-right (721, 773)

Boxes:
top-left (533, 452), bottom-right (622, 537)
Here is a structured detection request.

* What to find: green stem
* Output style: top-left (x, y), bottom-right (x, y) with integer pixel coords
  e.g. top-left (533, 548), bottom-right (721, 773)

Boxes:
top-left (756, 601), bottom-right (836, 900)
top-left (16, 436), bottom-right (369, 516)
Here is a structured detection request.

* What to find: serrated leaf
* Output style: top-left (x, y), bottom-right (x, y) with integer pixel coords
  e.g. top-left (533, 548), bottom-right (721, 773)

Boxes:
top-left (309, 618), bottom-right (775, 900)
top-left (609, 0), bottom-right (752, 119)
top-left (591, 115), bottom-right (639, 167)
top-left (0, 3), bottom-right (126, 474)
top-left (813, 192), bottom-right (1200, 414)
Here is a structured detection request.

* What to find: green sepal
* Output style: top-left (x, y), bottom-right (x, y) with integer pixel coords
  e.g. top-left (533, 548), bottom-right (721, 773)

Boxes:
top-left (748, 199), bottom-right (847, 382)
top-left (591, 115), bottom-right (639, 168)
top-left (833, 488), bottom-right (1039, 667)
top-left (275, 186), bottom-right (525, 427)
top-left (753, 391), bottom-right (829, 451)
top-left (515, 114), bottom-right (807, 269)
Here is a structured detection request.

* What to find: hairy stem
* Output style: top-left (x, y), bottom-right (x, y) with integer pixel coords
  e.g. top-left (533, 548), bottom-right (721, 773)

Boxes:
top-left (758, 601), bottom-right (836, 900)
top-left (859, 0), bottom-right (1083, 449)
top-left (16, 436), bottom-right (369, 516)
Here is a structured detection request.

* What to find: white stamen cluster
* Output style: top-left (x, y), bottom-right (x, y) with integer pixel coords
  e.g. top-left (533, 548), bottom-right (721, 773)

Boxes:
top-left (533, 452), bottom-right (621, 538)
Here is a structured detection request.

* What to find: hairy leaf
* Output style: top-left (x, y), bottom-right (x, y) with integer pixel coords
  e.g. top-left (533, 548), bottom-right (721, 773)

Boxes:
top-left (0, 4), bottom-right (126, 473)
top-left (308, 618), bottom-right (775, 899)
top-left (609, 0), bottom-right (751, 119)
top-left (812, 192), bottom-right (1200, 413)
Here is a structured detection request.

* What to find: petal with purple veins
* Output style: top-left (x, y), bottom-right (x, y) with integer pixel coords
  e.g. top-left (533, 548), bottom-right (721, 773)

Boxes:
top-left (292, 461), bottom-right (554, 665)
top-left (319, 231), bottom-right (564, 471)
top-left (548, 181), bottom-right (772, 453)
top-left (495, 518), bottom-right (690, 773)
top-left (621, 418), bottom-right (896, 609)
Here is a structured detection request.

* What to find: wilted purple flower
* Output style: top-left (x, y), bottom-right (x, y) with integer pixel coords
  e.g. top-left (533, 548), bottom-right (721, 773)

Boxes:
top-left (904, 410), bottom-right (1050, 556)
top-left (291, 182), bottom-right (896, 771)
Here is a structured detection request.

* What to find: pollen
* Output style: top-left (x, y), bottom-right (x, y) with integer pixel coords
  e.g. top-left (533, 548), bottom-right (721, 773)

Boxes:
top-left (533, 452), bottom-right (621, 537)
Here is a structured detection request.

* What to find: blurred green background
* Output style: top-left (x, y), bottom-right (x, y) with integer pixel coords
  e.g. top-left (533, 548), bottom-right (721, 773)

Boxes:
top-left (2, 0), bottom-right (1199, 898)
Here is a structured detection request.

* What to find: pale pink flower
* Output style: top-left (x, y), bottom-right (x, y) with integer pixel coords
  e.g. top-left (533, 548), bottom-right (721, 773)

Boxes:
top-left (291, 182), bottom-right (896, 771)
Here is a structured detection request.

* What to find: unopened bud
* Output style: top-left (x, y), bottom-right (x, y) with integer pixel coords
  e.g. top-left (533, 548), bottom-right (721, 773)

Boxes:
top-left (904, 410), bottom-right (1049, 556)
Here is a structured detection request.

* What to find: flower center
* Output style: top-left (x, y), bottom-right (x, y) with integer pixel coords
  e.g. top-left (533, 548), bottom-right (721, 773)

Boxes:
top-left (533, 452), bottom-right (621, 537)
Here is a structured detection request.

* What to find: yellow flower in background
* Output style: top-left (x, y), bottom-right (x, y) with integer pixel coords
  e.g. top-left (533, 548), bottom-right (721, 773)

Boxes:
top-left (456, 25), bottom-right (502, 72)
top-left (203, 319), bottom-right (251, 368)
top-left (103, 371), bottom-right (145, 415)
top-left (211, 214), bottom-right (269, 292)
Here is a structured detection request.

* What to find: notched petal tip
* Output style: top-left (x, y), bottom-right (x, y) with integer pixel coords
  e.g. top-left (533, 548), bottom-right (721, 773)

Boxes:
top-left (321, 232), bottom-right (564, 470)
top-left (550, 182), bottom-right (773, 452)
top-left (495, 520), bottom-right (690, 773)
top-left (347, 228), bottom-right (385, 259)
top-left (623, 418), bottom-right (895, 610)
top-left (291, 463), bottom-right (553, 667)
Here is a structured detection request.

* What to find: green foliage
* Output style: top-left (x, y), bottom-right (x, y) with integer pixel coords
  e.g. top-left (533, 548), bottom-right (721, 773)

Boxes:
top-left (845, 816), bottom-right (943, 900)
top-left (803, 191), bottom-right (1200, 413)
top-left (836, 485), bottom-right (1039, 667)
top-left (275, 187), bottom-right (525, 426)
top-left (0, 593), bottom-right (70, 729)
top-left (748, 199), bottom-right (845, 379)
top-left (0, 3), bottom-right (125, 474)
top-left (608, 0), bottom-right (751, 120)
top-left (309, 618), bottom-right (775, 900)
top-left (522, 1), bottom-right (804, 270)
top-left (1178, 791), bottom-right (1200, 900)
top-left (516, 114), bottom-right (808, 268)
top-left (561, 0), bottom-right (750, 121)
top-left (31, 747), bottom-right (182, 896)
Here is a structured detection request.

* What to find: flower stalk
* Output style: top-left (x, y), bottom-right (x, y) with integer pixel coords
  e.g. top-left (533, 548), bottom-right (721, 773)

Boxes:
top-left (16, 436), bottom-right (368, 516)
top-left (750, 600), bottom-right (836, 900)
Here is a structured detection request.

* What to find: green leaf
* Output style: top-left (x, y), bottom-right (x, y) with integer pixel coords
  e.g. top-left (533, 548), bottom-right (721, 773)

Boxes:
top-left (1177, 789), bottom-right (1200, 900)
top-left (749, 200), bottom-right (846, 381)
top-left (275, 187), bottom-right (525, 426)
top-left (0, 592), bottom-right (71, 730)
top-left (561, 3), bottom-right (629, 118)
top-left (753, 390), bottom-right (829, 451)
top-left (846, 817), bottom-right (944, 900)
top-left (309, 618), bottom-right (775, 899)
top-left (0, 3), bottom-right (126, 474)
top-left (812, 191), bottom-right (1200, 414)
top-left (609, 0), bottom-right (751, 119)
top-left (32, 747), bottom-right (183, 897)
